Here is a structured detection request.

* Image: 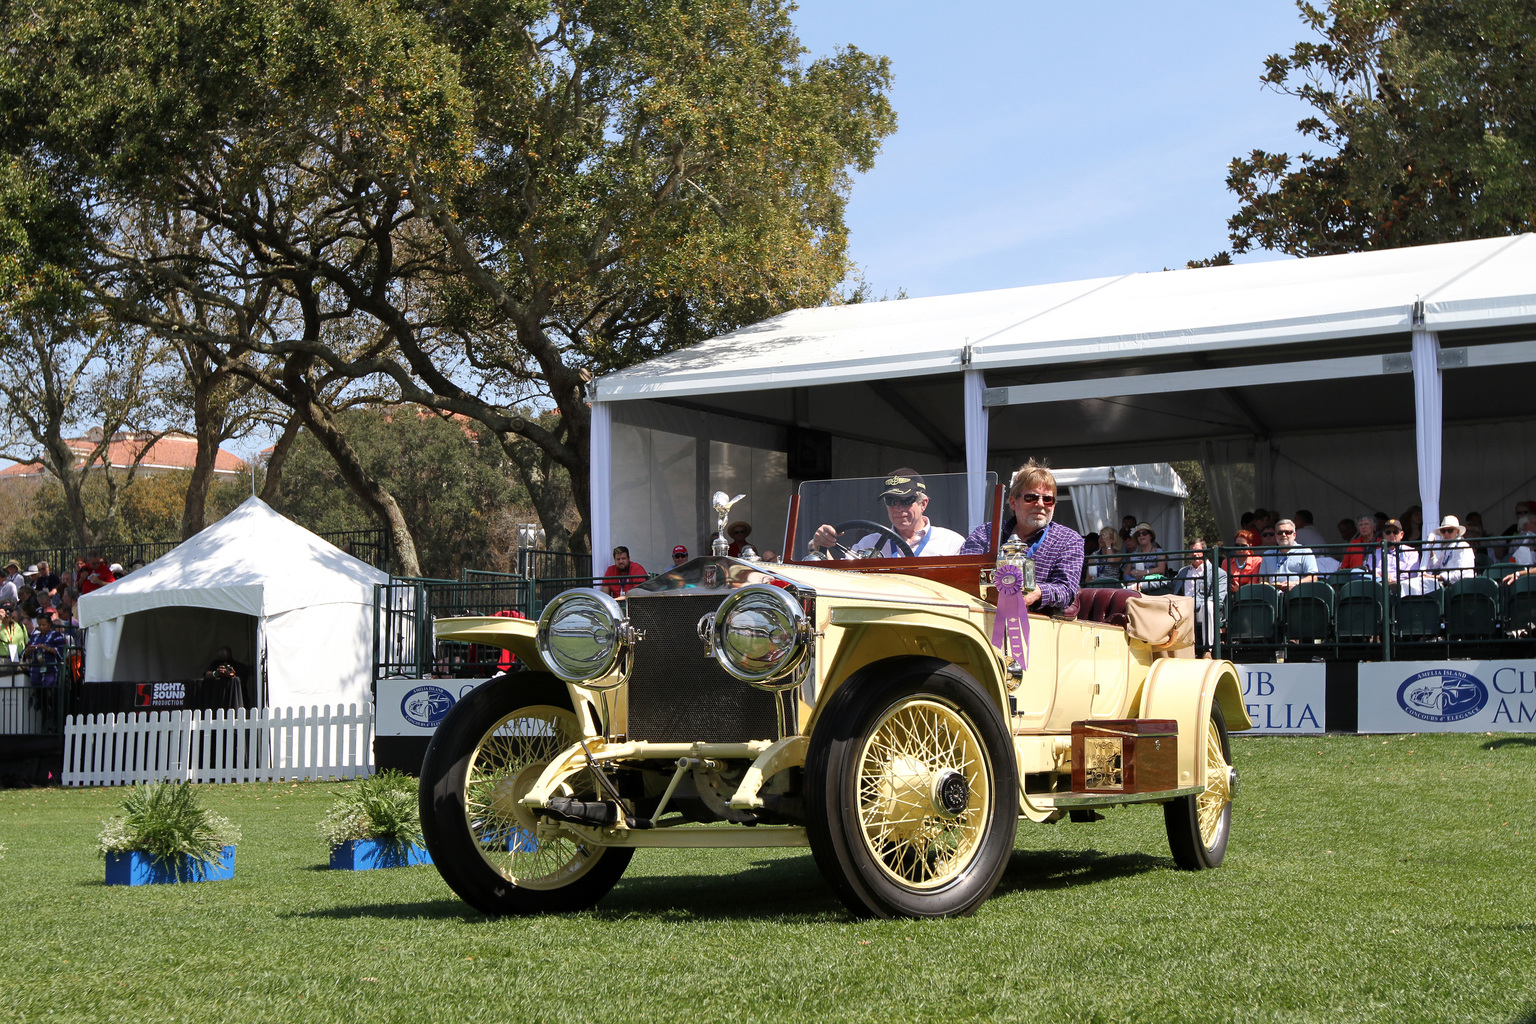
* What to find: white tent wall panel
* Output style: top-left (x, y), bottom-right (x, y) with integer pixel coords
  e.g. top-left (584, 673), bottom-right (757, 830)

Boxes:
top-left (610, 422), bottom-right (698, 572)
top-left (709, 442), bottom-right (790, 557)
top-left (264, 602), bottom-right (375, 710)
top-left (1268, 418), bottom-right (1536, 542)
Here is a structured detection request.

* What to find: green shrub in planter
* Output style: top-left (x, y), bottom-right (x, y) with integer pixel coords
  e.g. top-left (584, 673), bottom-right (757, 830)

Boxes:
top-left (318, 770), bottom-right (429, 869)
top-left (98, 782), bottom-right (241, 885)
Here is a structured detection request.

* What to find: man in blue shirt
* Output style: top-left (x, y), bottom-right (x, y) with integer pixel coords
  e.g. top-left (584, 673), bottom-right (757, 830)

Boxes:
top-left (1261, 519), bottom-right (1317, 591)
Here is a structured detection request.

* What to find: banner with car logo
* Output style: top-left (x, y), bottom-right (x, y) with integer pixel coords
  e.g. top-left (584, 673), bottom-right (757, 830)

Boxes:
top-left (1358, 660), bottom-right (1536, 732)
top-left (375, 678), bottom-right (491, 736)
top-left (1235, 664), bottom-right (1326, 733)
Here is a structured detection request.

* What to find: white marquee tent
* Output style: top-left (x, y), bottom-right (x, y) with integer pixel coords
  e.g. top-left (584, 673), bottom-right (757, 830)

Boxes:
top-left (77, 497), bottom-right (388, 709)
top-left (589, 235), bottom-right (1536, 568)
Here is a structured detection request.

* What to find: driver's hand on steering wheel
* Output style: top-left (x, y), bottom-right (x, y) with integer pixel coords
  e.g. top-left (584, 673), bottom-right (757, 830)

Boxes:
top-left (810, 523), bottom-right (841, 553)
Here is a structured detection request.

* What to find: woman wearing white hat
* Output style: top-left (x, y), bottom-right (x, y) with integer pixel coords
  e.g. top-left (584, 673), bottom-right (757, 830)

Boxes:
top-left (1420, 514), bottom-right (1474, 588)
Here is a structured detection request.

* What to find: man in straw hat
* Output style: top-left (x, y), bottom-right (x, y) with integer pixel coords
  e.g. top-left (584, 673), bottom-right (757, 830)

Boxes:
top-left (1419, 515), bottom-right (1475, 587)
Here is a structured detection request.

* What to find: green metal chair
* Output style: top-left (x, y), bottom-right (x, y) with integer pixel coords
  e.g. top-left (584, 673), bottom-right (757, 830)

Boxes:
top-left (1334, 579), bottom-right (1386, 643)
top-left (1505, 573), bottom-right (1536, 636)
top-left (1444, 576), bottom-right (1501, 639)
top-left (1283, 581), bottom-right (1334, 643)
top-left (1229, 584), bottom-right (1283, 643)
top-left (1394, 588), bottom-right (1443, 640)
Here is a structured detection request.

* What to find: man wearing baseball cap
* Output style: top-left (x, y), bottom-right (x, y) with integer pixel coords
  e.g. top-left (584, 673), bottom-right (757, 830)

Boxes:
top-left (808, 468), bottom-right (966, 559)
top-left (671, 545), bottom-right (689, 564)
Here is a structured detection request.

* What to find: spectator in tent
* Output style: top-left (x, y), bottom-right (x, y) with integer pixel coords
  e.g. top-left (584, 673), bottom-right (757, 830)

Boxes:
top-left (1506, 514), bottom-right (1536, 567)
top-left (1338, 515), bottom-right (1377, 571)
top-left (1401, 505), bottom-right (1424, 543)
top-left (1225, 530), bottom-right (1264, 594)
top-left (1418, 515), bottom-right (1475, 588)
top-left (1122, 524), bottom-right (1167, 581)
top-left (1365, 519), bottom-right (1420, 586)
top-left (1118, 514), bottom-right (1138, 550)
top-left (1085, 527), bottom-right (1124, 583)
top-left (1176, 539), bottom-right (1227, 657)
top-left (1463, 514), bottom-right (1492, 569)
top-left (1293, 510), bottom-right (1327, 548)
top-left (1497, 499), bottom-right (1535, 558)
top-left (727, 522), bottom-right (753, 557)
top-left (1261, 519), bottom-right (1317, 591)
top-left (1336, 517), bottom-right (1358, 544)
top-left (601, 547), bottom-right (647, 597)
top-left (671, 545), bottom-right (689, 569)
top-left (0, 566), bottom-right (19, 607)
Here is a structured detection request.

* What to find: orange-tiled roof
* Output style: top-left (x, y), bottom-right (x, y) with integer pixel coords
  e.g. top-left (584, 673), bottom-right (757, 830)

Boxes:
top-left (0, 433), bottom-right (247, 478)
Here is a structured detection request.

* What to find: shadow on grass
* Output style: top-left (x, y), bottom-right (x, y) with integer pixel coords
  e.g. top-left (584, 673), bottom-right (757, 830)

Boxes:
top-left (1487, 737), bottom-right (1536, 750)
top-left (288, 899), bottom-right (484, 922)
top-left (1509, 1006), bottom-right (1536, 1024)
top-left (595, 854), bottom-right (839, 920)
top-left (285, 847), bottom-right (1164, 924)
top-left (997, 847), bottom-right (1165, 896)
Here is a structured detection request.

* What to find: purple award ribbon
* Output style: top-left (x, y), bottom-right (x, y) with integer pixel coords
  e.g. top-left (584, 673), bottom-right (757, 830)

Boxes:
top-left (991, 562), bottom-right (1031, 670)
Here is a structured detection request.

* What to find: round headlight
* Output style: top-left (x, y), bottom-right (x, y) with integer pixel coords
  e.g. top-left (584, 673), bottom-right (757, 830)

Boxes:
top-left (711, 584), bottom-right (810, 688)
top-left (536, 589), bottom-right (629, 686)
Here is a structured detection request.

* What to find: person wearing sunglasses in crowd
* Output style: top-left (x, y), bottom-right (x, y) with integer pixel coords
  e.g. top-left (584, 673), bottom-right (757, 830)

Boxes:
top-left (959, 459), bottom-right (1084, 615)
top-left (1261, 519), bottom-right (1317, 591)
top-left (809, 468), bottom-right (966, 559)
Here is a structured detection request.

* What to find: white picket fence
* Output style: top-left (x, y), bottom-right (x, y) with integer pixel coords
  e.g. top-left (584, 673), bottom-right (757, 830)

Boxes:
top-left (62, 704), bottom-right (374, 787)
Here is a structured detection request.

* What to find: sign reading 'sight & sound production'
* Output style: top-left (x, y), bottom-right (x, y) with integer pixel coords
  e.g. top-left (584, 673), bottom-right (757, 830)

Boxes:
top-left (1358, 660), bottom-right (1536, 732)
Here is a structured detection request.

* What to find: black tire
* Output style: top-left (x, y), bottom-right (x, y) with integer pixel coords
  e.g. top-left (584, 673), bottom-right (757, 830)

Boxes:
top-left (419, 673), bottom-right (633, 914)
top-left (804, 657), bottom-right (1018, 919)
top-left (1164, 701), bottom-right (1234, 870)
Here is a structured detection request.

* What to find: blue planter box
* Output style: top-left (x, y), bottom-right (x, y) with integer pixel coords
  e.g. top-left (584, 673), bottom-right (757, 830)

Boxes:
top-left (105, 846), bottom-right (236, 886)
top-left (329, 839), bottom-right (433, 871)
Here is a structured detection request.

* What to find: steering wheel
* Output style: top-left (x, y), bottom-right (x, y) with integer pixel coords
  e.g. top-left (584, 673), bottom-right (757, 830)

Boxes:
top-left (818, 520), bottom-right (915, 559)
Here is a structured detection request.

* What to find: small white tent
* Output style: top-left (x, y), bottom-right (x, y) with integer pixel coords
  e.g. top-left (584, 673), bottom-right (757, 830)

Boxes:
top-left (77, 498), bottom-right (388, 709)
top-left (1054, 463), bottom-right (1188, 548)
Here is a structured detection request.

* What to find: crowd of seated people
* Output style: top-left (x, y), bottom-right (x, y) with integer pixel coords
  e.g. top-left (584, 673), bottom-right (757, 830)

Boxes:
top-left (0, 555), bottom-right (132, 685)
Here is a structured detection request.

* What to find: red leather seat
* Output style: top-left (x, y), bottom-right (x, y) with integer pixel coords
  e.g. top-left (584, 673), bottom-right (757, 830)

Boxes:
top-left (1072, 587), bottom-right (1132, 627)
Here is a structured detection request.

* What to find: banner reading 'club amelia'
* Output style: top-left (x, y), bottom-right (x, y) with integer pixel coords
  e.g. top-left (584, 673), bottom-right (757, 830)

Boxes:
top-left (1358, 660), bottom-right (1536, 732)
top-left (1235, 664), bottom-right (1326, 733)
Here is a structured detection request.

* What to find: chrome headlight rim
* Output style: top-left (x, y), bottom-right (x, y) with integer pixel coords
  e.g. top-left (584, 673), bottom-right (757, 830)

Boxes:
top-left (536, 588), bottom-right (629, 685)
top-left (710, 583), bottom-right (810, 687)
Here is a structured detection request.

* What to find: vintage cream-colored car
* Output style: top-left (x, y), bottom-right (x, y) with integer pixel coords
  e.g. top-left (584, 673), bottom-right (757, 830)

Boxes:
top-left (419, 475), bottom-right (1251, 919)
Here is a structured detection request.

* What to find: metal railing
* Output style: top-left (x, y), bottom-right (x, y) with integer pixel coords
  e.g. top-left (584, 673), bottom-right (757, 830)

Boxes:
top-left (518, 548), bottom-right (593, 581)
top-left (1089, 534), bottom-right (1536, 663)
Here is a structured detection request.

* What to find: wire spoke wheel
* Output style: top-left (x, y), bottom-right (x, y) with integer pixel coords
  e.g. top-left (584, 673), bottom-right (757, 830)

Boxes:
top-left (1164, 701), bottom-right (1234, 870)
top-left (805, 658), bottom-right (1017, 919)
top-left (1195, 716), bottom-right (1232, 848)
top-left (420, 674), bottom-right (632, 915)
top-left (463, 705), bottom-right (604, 890)
top-left (856, 698), bottom-right (989, 889)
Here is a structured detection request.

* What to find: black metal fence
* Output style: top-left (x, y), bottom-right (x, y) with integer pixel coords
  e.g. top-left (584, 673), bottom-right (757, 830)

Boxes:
top-left (518, 548), bottom-right (593, 581)
top-left (0, 648), bottom-right (86, 736)
top-left (1088, 533), bottom-right (1536, 663)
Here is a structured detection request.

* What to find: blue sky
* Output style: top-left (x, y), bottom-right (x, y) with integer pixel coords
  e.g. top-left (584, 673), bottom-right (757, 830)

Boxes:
top-left (791, 1), bottom-right (1319, 298)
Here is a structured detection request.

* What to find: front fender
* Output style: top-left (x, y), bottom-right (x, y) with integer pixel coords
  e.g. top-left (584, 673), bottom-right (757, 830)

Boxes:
top-left (1137, 658), bottom-right (1251, 789)
top-left (435, 615), bottom-right (548, 673)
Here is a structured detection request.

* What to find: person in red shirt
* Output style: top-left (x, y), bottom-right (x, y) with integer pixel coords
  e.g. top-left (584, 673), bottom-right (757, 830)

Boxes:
top-left (601, 547), bottom-right (647, 597)
top-left (1338, 515), bottom-right (1376, 571)
top-left (78, 556), bottom-right (115, 595)
top-left (1224, 530), bottom-right (1264, 593)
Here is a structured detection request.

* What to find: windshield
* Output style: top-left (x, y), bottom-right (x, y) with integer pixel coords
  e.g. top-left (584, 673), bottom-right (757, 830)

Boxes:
top-left (790, 471), bottom-right (997, 561)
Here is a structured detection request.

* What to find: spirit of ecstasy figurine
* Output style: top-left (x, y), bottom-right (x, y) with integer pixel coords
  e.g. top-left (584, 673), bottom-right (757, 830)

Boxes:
top-left (711, 491), bottom-right (746, 557)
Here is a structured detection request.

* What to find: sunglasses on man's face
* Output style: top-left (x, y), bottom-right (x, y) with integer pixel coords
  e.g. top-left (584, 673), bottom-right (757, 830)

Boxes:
top-left (1014, 492), bottom-right (1056, 506)
top-left (883, 495), bottom-right (919, 507)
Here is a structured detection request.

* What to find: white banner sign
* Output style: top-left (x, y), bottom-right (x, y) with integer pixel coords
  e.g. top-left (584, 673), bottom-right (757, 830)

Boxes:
top-left (1358, 660), bottom-right (1536, 732)
top-left (1235, 664), bottom-right (1326, 733)
top-left (375, 678), bottom-right (490, 736)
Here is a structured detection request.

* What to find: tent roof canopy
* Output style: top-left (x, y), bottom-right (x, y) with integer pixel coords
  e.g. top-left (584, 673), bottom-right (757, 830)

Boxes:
top-left (77, 497), bottom-right (389, 629)
top-left (595, 234), bottom-right (1536, 404)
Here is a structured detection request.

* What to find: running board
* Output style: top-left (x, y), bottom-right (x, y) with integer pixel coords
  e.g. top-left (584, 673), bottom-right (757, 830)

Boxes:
top-left (1035, 786), bottom-right (1202, 810)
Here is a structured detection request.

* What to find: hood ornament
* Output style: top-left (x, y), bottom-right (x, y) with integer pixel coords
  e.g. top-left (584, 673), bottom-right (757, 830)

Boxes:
top-left (712, 491), bottom-right (746, 556)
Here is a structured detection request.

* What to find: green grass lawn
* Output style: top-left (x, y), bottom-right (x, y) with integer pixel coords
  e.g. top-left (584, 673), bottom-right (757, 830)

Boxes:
top-left (1, 732), bottom-right (1533, 1024)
